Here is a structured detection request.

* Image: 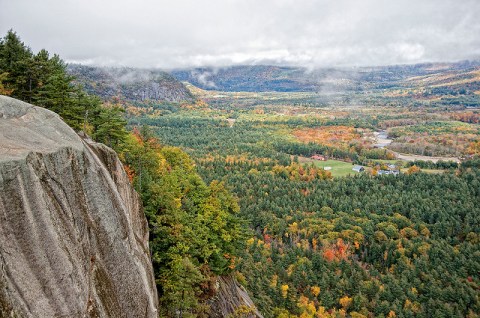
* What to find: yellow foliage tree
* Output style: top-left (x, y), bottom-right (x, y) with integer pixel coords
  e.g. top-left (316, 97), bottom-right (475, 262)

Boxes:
top-left (406, 165), bottom-right (420, 174)
top-left (311, 285), bottom-right (321, 297)
top-left (298, 295), bottom-right (316, 318)
top-left (281, 284), bottom-right (289, 298)
top-left (0, 72), bottom-right (13, 95)
top-left (387, 311), bottom-right (396, 318)
top-left (339, 296), bottom-right (352, 309)
top-left (270, 274), bottom-right (278, 288)
top-left (315, 306), bottom-right (329, 318)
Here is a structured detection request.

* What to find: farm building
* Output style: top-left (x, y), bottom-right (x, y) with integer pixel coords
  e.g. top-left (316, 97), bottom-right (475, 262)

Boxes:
top-left (378, 170), bottom-right (400, 176)
top-left (352, 165), bottom-right (365, 172)
top-left (311, 154), bottom-right (326, 161)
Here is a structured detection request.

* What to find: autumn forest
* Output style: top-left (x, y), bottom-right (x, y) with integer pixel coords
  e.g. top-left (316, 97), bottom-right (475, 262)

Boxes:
top-left (1, 30), bottom-right (479, 318)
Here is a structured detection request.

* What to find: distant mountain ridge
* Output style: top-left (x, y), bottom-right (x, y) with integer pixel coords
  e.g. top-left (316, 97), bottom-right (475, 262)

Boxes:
top-left (170, 61), bottom-right (480, 93)
top-left (172, 65), bottom-right (319, 92)
top-left (68, 64), bottom-right (194, 103)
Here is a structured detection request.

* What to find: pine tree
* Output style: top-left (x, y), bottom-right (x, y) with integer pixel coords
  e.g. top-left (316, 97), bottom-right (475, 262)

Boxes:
top-left (0, 30), bottom-right (123, 140)
top-left (91, 105), bottom-right (128, 149)
top-left (0, 29), bottom-right (33, 99)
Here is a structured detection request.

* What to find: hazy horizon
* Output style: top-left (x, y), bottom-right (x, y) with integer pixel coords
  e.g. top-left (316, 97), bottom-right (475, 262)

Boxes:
top-left (67, 59), bottom-right (479, 72)
top-left (1, 0), bottom-right (479, 69)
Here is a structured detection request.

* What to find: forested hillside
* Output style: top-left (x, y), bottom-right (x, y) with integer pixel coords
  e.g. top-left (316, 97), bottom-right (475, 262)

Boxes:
top-left (200, 160), bottom-right (480, 318)
top-left (171, 62), bottom-right (480, 92)
top-left (119, 127), bottom-right (247, 316)
top-left (0, 30), bottom-right (249, 317)
top-left (130, 90), bottom-right (480, 317)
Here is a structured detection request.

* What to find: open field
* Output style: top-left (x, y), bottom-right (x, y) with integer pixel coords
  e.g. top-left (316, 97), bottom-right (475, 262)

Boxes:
top-left (400, 168), bottom-right (446, 174)
top-left (298, 157), bottom-right (359, 177)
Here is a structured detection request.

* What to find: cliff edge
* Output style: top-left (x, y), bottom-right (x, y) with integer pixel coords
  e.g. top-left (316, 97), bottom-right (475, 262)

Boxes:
top-left (0, 95), bottom-right (158, 317)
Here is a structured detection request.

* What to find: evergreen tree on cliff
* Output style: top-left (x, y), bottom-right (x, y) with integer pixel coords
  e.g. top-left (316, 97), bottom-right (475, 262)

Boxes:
top-left (0, 30), bottom-right (114, 135)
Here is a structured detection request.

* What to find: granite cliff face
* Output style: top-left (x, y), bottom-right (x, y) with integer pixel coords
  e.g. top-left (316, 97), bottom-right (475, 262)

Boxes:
top-left (0, 95), bottom-right (158, 317)
top-left (68, 64), bottom-right (194, 103)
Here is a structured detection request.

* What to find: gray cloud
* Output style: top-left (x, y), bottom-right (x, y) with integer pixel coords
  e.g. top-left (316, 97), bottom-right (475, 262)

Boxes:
top-left (191, 70), bottom-right (218, 88)
top-left (1, 0), bottom-right (479, 69)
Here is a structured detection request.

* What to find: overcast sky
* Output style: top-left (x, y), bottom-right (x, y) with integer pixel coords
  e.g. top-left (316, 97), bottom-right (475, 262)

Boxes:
top-left (1, 0), bottom-right (479, 69)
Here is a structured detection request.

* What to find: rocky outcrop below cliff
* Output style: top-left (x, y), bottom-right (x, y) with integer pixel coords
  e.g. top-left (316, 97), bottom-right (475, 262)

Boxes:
top-left (0, 95), bottom-right (158, 317)
top-left (209, 276), bottom-right (263, 318)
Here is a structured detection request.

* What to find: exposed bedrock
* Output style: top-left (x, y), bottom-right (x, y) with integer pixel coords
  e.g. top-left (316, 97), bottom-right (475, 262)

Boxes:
top-left (0, 95), bottom-right (158, 317)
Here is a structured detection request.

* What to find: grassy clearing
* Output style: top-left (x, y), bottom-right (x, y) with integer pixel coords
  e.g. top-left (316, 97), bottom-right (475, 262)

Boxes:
top-left (400, 168), bottom-right (446, 174)
top-left (372, 159), bottom-right (405, 164)
top-left (369, 159), bottom-right (407, 167)
top-left (299, 157), bottom-right (358, 177)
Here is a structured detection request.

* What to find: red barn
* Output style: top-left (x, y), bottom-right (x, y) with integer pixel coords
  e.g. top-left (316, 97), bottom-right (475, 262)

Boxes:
top-left (311, 155), bottom-right (326, 161)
